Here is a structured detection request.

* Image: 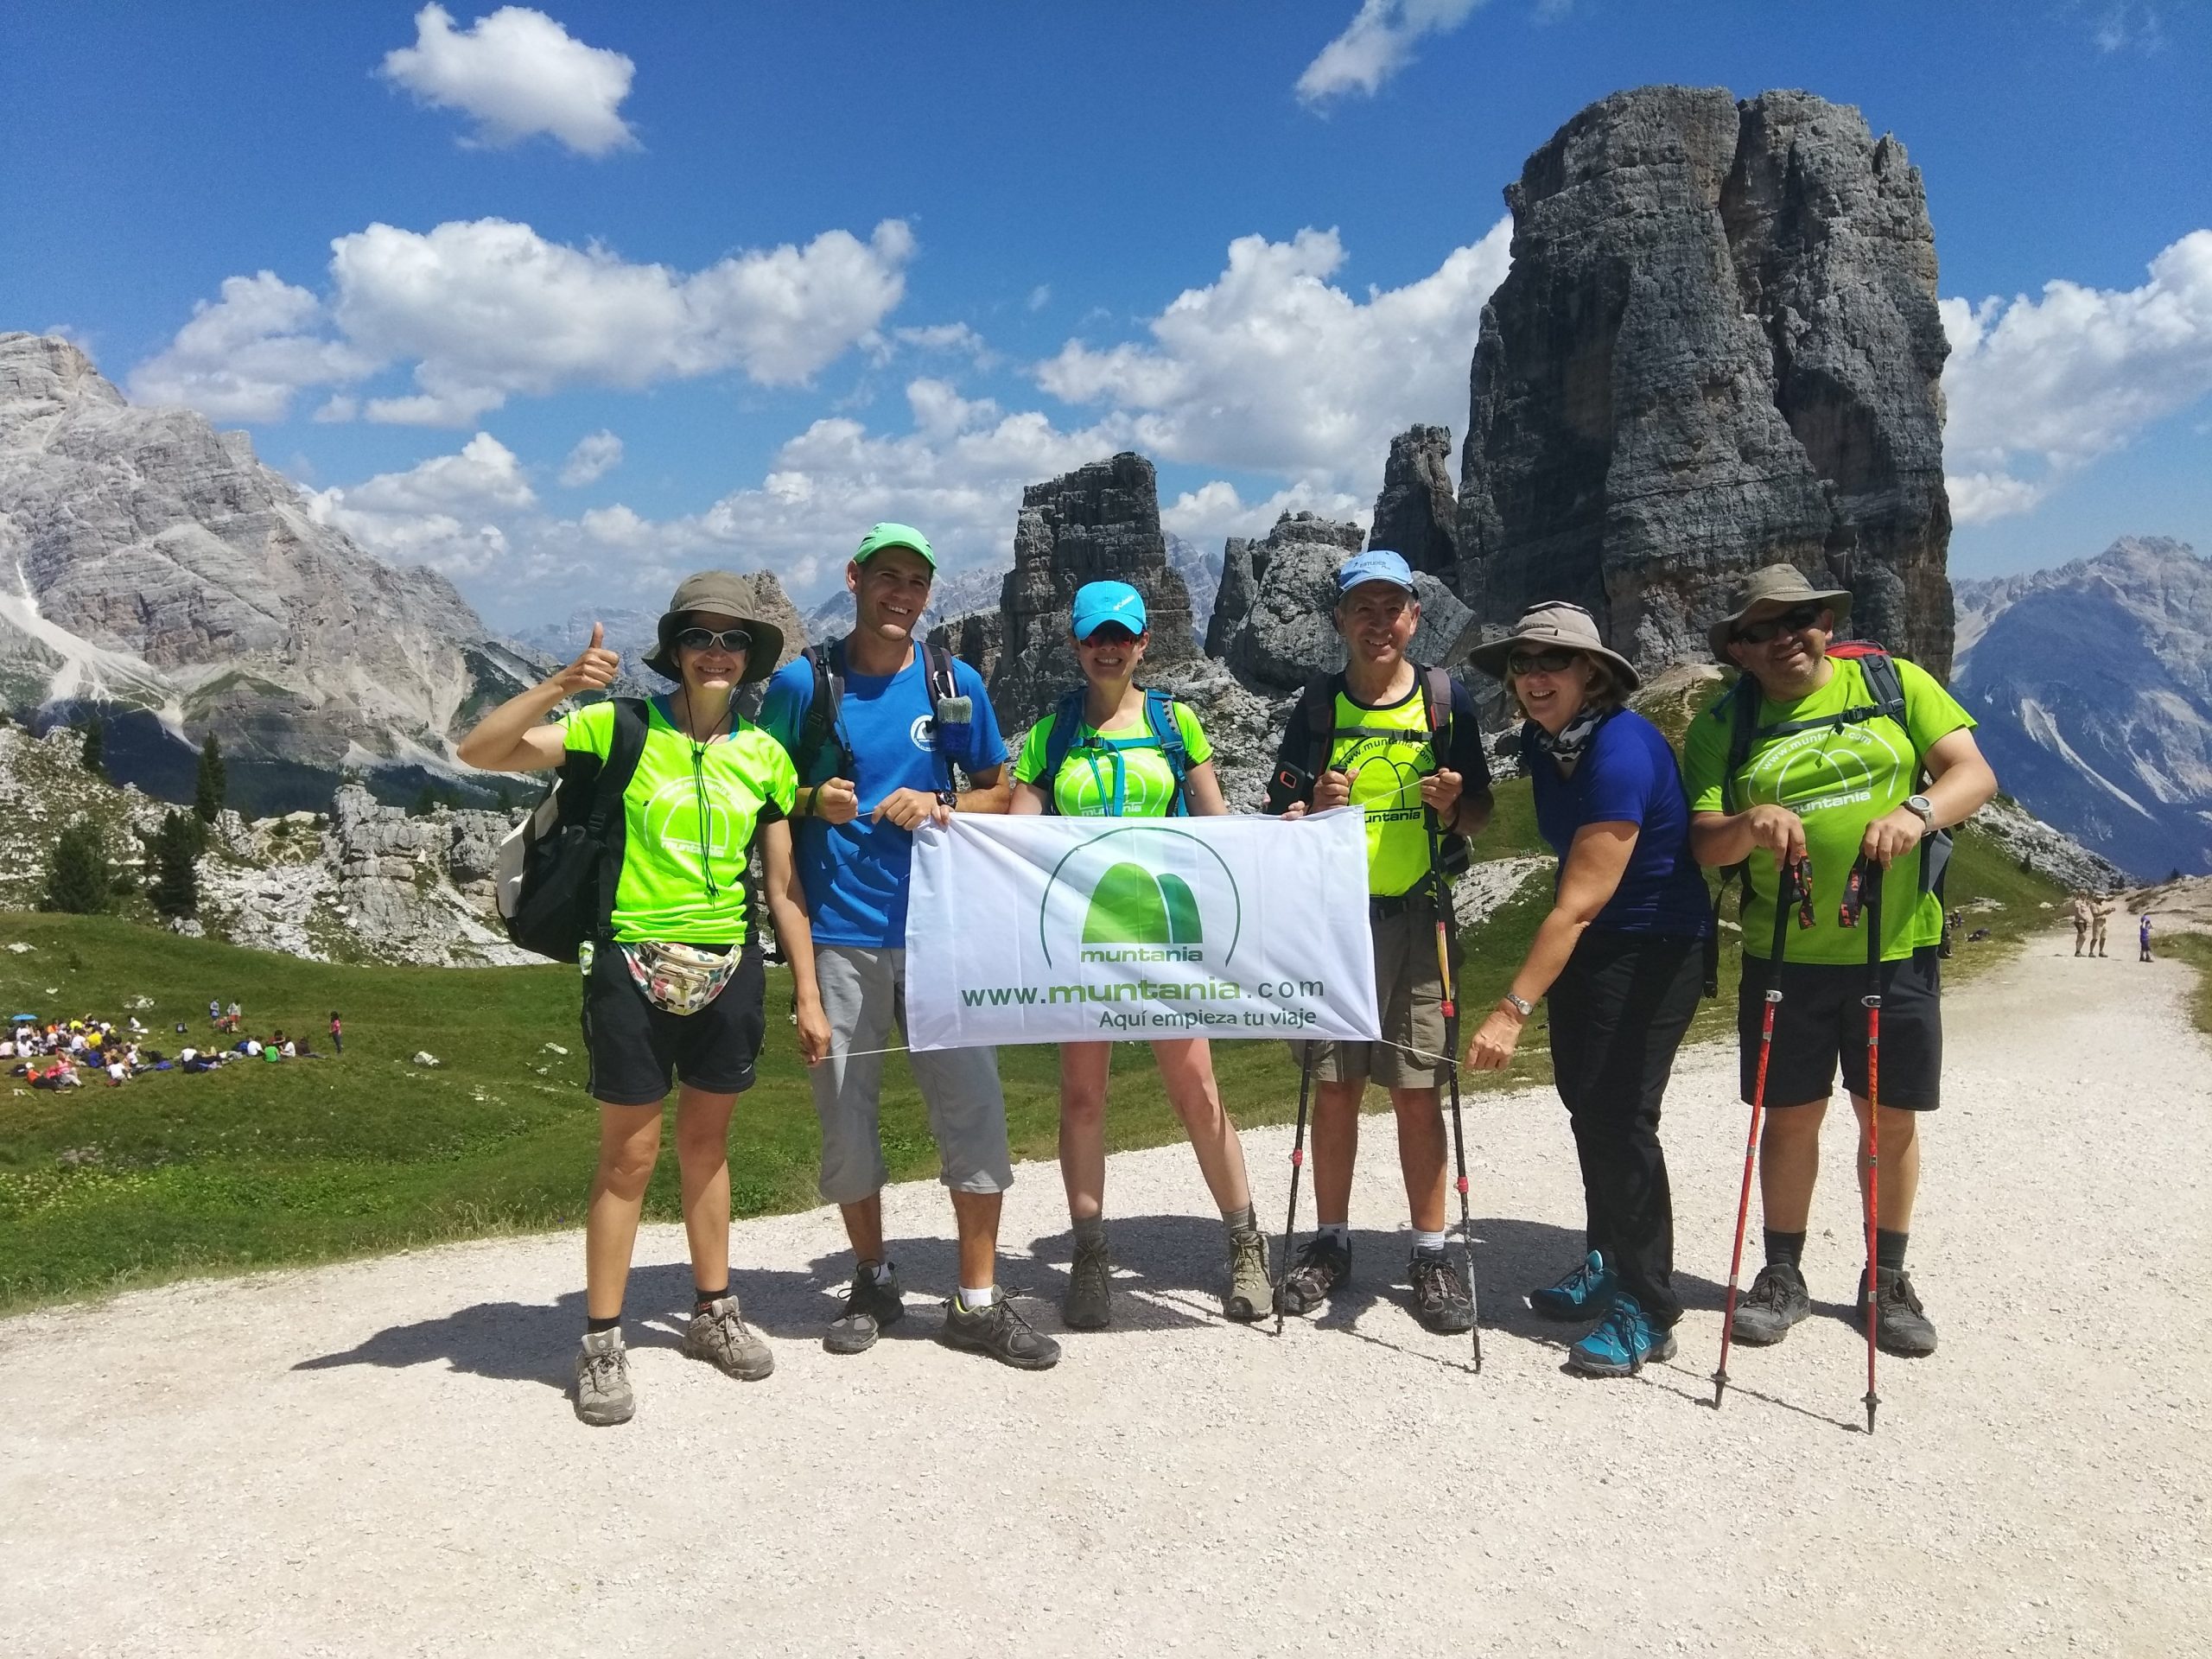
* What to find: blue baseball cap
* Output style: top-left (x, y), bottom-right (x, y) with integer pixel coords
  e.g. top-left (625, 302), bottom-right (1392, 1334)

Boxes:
top-left (1071, 580), bottom-right (1149, 639)
top-left (1335, 548), bottom-right (1418, 597)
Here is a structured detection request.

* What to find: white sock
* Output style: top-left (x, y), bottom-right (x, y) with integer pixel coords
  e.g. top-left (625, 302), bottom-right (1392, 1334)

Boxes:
top-left (869, 1261), bottom-right (894, 1286)
top-left (958, 1285), bottom-right (998, 1310)
top-left (1317, 1222), bottom-right (1350, 1244)
top-left (1411, 1229), bottom-right (1447, 1256)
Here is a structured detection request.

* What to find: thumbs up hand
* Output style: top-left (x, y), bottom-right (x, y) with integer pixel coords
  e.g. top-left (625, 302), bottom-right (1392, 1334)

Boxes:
top-left (554, 621), bottom-right (621, 695)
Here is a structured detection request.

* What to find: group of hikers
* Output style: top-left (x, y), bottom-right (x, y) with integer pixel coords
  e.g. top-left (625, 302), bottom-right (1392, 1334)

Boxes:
top-left (2070, 892), bottom-right (2154, 961)
top-left (458, 528), bottom-right (1999, 1428)
top-left (1, 1001), bottom-right (346, 1090)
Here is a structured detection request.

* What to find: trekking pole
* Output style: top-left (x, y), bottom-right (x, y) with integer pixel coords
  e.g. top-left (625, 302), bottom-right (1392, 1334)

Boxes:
top-left (1426, 815), bottom-right (1481, 1372)
top-left (1274, 1042), bottom-right (1316, 1339)
top-left (1713, 856), bottom-right (1802, 1408)
top-left (1859, 858), bottom-right (1884, 1436)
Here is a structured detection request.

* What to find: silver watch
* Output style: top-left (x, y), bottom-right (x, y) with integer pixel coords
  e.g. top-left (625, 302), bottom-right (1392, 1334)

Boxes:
top-left (1501, 991), bottom-right (1534, 1019)
top-left (1904, 793), bottom-right (1934, 825)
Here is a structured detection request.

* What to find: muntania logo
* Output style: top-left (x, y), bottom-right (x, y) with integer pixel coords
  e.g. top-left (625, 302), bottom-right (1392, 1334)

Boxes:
top-left (1039, 826), bottom-right (1242, 969)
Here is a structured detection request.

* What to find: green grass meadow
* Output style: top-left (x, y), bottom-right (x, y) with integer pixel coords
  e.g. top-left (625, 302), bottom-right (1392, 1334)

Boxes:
top-left (0, 785), bottom-right (2067, 1312)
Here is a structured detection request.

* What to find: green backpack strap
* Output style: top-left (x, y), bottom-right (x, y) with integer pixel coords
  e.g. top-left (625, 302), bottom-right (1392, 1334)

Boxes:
top-left (1142, 686), bottom-right (1191, 817)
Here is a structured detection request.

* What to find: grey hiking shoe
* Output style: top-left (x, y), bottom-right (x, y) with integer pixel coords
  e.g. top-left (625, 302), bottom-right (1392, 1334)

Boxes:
top-left (1064, 1236), bottom-right (1114, 1331)
top-left (573, 1328), bottom-right (634, 1427)
top-left (1409, 1249), bottom-right (1474, 1335)
top-left (1859, 1267), bottom-right (1939, 1357)
top-left (824, 1262), bottom-right (905, 1355)
top-left (1274, 1232), bottom-right (1351, 1318)
top-left (683, 1294), bottom-right (774, 1381)
top-left (1224, 1228), bottom-right (1273, 1322)
top-left (1731, 1262), bottom-right (1811, 1346)
top-left (940, 1294), bottom-right (1062, 1370)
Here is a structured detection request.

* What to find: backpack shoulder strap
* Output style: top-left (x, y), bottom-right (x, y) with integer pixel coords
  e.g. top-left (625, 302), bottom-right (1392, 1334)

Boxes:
top-left (1717, 674), bottom-right (1764, 816)
top-left (796, 639), bottom-right (849, 779)
top-left (1830, 644), bottom-right (1907, 722)
top-left (590, 697), bottom-right (651, 936)
top-left (922, 641), bottom-right (958, 706)
top-left (1143, 686), bottom-right (1191, 816)
top-left (1039, 687), bottom-right (1090, 816)
top-left (1417, 664), bottom-right (1454, 759)
top-left (1297, 674), bottom-right (1341, 778)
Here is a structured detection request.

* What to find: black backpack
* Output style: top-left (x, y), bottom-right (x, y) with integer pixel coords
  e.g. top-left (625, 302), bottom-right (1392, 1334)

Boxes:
top-left (494, 697), bottom-right (650, 963)
top-left (1287, 664), bottom-right (1470, 877)
top-left (794, 638), bottom-right (961, 785)
top-left (1702, 643), bottom-right (1951, 992)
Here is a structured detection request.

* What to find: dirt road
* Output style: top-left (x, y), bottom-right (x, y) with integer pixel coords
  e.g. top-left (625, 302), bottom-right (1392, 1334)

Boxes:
top-left (3, 934), bottom-right (2203, 1656)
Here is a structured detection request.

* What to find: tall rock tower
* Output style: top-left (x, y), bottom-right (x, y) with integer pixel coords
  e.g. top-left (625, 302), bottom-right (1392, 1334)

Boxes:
top-left (1456, 86), bottom-right (1955, 677)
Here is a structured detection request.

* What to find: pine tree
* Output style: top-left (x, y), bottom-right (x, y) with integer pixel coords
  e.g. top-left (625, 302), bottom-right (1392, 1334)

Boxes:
top-left (411, 785), bottom-right (438, 817)
top-left (41, 822), bottom-right (111, 915)
top-left (193, 734), bottom-right (226, 823)
top-left (81, 721), bottom-right (105, 774)
top-left (149, 810), bottom-right (201, 918)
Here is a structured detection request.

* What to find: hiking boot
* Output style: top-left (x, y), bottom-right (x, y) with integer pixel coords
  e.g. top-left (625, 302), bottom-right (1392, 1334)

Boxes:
top-left (1859, 1267), bottom-right (1939, 1357)
top-left (572, 1328), bottom-right (634, 1427)
top-left (1224, 1227), bottom-right (1273, 1323)
top-left (1274, 1232), bottom-right (1351, 1318)
top-left (1064, 1236), bottom-right (1114, 1331)
top-left (1730, 1262), bottom-right (1810, 1346)
top-left (1528, 1249), bottom-right (1616, 1323)
top-left (683, 1294), bottom-right (774, 1381)
top-left (1567, 1294), bottom-right (1677, 1377)
top-left (823, 1262), bottom-right (904, 1355)
top-left (1409, 1249), bottom-right (1475, 1335)
top-left (940, 1294), bottom-right (1062, 1370)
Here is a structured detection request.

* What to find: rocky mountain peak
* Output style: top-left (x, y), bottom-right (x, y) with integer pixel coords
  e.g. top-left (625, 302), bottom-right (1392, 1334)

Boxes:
top-left (1370, 425), bottom-right (1459, 577)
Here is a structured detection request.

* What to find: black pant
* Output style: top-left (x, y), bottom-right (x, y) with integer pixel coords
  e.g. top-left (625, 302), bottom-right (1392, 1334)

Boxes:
top-left (1547, 930), bottom-right (1704, 1328)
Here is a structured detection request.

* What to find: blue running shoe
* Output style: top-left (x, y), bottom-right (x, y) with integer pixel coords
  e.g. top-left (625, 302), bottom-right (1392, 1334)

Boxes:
top-left (1528, 1250), bottom-right (1616, 1323)
top-left (1567, 1294), bottom-right (1677, 1378)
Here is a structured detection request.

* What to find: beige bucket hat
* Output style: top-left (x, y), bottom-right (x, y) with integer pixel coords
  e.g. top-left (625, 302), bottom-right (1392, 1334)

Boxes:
top-left (1707, 564), bottom-right (1853, 659)
top-left (645, 570), bottom-right (786, 683)
top-left (1467, 601), bottom-right (1641, 691)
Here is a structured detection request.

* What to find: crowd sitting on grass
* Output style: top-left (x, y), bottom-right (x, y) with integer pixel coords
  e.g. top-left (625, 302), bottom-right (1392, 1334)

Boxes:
top-left (3, 1004), bottom-right (323, 1089)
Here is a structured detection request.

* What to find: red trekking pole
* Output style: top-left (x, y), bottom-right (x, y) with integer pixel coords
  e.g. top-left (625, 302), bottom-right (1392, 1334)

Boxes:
top-left (1859, 858), bottom-right (1884, 1436)
top-left (1713, 855), bottom-right (1806, 1409)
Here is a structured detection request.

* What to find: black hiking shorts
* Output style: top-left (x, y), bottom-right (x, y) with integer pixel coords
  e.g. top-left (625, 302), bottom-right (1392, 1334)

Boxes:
top-left (582, 940), bottom-right (766, 1107)
top-left (1736, 946), bottom-right (1942, 1111)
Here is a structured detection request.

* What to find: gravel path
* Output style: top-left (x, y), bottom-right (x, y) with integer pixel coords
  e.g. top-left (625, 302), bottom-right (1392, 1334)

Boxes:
top-left (3, 933), bottom-right (2204, 1656)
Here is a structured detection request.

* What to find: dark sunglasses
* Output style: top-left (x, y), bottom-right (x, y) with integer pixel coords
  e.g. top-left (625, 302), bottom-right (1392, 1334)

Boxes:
top-left (1731, 603), bottom-right (1824, 645)
top-left (1507, 647), bottom-right (1580, 676)
top-left (1079, 625), bottom-right (1143, 647)
top-left (674, 626), bottom-right (753, 653)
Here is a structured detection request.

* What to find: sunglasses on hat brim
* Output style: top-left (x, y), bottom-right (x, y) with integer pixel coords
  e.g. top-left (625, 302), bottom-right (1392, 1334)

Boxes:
top-left (674, 626), bottom-right (753, 653)
top-left (1730, 603), bottom-right (1825, 646)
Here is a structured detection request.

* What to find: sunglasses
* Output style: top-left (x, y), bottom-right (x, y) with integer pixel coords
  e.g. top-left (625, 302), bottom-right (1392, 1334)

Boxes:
top-left (674, 626), bottom-right (753, 653)
top-left (1508, 647), bottom-right (1580, 676)
top-left (1730, 603), bottom-right (1824, 646)
top-left (1079, 625), bottom-right (1143, 647)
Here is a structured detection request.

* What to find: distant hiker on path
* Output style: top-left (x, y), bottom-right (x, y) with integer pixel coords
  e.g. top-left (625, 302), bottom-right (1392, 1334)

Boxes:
top-left (760, 524), bottom-right (1056, 1371)
top-left (1685, 564), bottom-right (1998, 1360)
top-left (2072, 893), bottom-right (2092, 957)
top-left (1010, 579), bottom-right (1273, 1330)
top-left (2091, 894), bottom-right (2115, 957)
top-left (329, 1011), bottom-right (342, 1055)
top-left (1464, 602), bottom-right (1713, 1378)
top-left (1269, 549), bottom-right (1494, 1336)
top-left (2139, 912), bottom-right (2153, 962)
top-left (457, 572), bottom-right (829, 1427)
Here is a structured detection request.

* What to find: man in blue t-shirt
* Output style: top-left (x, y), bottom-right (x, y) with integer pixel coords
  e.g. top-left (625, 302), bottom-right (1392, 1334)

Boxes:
top-left (760, 523), bottom-right (1058, 1371)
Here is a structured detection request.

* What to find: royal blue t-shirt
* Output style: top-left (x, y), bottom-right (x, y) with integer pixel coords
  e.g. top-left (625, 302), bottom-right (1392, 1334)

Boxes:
top-left (759, 645), bottom-right (1007, 949)
top-left (1525, 709), bottom-right (1711, 938)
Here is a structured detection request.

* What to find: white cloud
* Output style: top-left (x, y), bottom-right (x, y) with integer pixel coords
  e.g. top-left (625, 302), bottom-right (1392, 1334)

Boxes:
top-left (125, 272), bottom-right (377, 423)
top-left (305, 431), bottom-right (533, 577)
top-left (1036, 218), bottom-right (1510, 486)
top-left (1027, 285), bottom-right (1052, 313)
top-left (1296, 0), bottom-right (1485, 106)
top-left (558, 429), bottom-right (623, 486)
top-left (1161, 480), bottom-right (1369, 550)
top-left (380, 4), bottom-right (638, 156)
top-left (1942, 229), bottom-right (2212, 522)
top-left (133, 215), bottom-right (913, 426)
top-left (313, 395), bottom-right (360, 423)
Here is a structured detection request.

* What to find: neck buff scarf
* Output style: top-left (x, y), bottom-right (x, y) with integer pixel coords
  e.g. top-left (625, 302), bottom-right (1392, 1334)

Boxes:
top-left (1527, 703), bottom-right (1609, 778)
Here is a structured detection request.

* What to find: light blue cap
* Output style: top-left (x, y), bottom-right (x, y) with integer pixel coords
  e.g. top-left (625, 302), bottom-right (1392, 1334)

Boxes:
top-left (1335, 548), bottom-right (1418, 596)
top-left (1071, 580), bottom-right (1149, 639)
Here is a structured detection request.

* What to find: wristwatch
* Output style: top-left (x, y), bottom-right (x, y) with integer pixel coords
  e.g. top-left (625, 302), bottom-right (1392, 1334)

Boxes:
top-left (1500, 991), bottom-right (1534, 1019)
top-left (937, 786), bottom-right (958, 808)
top-left (1904, 794), bottom-right (1935, 826)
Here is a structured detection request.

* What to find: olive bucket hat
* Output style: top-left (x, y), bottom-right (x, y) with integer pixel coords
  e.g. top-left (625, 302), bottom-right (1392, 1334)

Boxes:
top-left (644, 570), bottom-right (786, 683)
top-left (1467, 601), bottom-right (1641, 691)
top-left (1707, 564), bottom-right (1853, 659)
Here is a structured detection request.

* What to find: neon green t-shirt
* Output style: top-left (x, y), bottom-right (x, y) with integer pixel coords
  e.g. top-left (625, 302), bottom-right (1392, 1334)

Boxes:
top-left (563, 699), bottom-right (798, 946)
top-left (1014, 698), bottom-right (1212, 817)
top-left (1682, 655), bottom-right (1974, 965)
top-left (1325, 685), bottom-right (1440, 899)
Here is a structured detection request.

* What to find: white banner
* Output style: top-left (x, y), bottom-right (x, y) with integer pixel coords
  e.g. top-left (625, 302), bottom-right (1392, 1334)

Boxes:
top-left (903, 809), bottom-right (1380, 1051)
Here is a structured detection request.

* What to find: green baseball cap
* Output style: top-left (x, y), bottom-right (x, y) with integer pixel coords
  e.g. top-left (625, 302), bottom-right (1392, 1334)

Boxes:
top-left (853, 522), bottom-right (937, 569)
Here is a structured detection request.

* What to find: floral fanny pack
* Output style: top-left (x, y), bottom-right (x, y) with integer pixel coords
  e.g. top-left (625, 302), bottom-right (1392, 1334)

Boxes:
top-left (619, 939), bottom-right (742, 1016)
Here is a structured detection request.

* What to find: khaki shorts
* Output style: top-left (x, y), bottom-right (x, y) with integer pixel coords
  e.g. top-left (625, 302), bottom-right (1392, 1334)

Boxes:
top-left (1295, 887), bottom-right (1455, 1090)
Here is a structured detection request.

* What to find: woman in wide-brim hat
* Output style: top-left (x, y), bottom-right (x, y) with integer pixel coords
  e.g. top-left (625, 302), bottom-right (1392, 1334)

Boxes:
top-left (456, 570), bottom-right (825, 1428)
top-left (1465, 601), bottom-right (1713, 1379)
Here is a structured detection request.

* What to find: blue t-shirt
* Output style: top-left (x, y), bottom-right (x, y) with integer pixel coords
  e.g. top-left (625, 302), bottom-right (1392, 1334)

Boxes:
top-left (758, 645), bottom-right (1007, 949)
top-left (1525, 709), bottom-right (1711, 938)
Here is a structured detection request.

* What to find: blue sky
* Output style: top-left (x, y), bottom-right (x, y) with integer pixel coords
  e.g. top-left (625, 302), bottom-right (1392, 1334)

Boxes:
top-left (6, 2), bottom-right (2209, 632)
